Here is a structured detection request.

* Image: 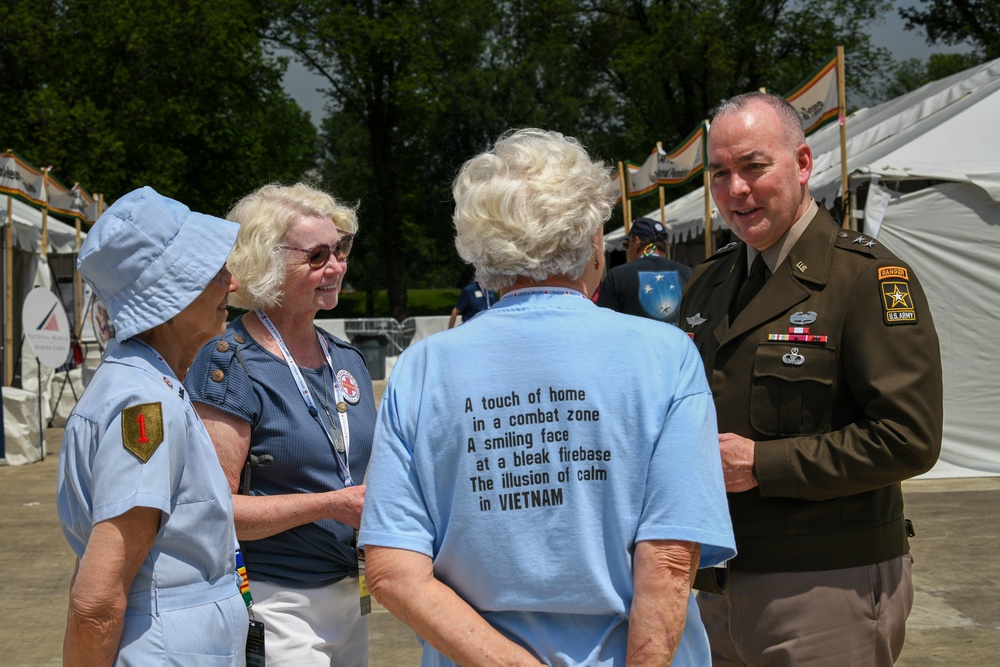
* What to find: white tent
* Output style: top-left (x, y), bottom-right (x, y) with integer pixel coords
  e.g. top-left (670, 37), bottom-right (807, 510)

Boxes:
top-left (2, 196), bottom-right (85, 465)
top-left (608, 57), bottom-right (1000, 478)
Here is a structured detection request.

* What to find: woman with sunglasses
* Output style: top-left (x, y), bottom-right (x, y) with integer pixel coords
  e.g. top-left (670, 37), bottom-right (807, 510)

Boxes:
top-left (186, 182), bottom-right (375, 666)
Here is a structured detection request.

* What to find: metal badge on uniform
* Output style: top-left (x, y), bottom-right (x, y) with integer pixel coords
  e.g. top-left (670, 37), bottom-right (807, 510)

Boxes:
top-left (337, 369), bottom-right (362, 405)
top-left (782, 348), bottom-right (806, 366)
top-left (121, 402), bottom-right (164, 462)
top-left (686, 313), bottom-right (707, 327)
top-left (879, 266), bottom-right (918, 325)
top-left (789, 311), bottom-right (817, 325)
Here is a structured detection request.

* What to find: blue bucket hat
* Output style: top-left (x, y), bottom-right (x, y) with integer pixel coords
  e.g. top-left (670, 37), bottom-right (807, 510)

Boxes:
top-left (78, 186), bottom-right (239, 342)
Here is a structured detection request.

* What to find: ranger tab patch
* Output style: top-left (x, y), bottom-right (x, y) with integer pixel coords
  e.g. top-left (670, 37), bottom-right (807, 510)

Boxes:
top-left (121, 402), bottom-right (164, 462)
top-left (878, 266), bottom-right (917, 325)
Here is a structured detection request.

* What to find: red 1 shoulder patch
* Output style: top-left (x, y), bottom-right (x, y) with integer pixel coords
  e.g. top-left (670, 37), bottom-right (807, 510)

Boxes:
top-left (121, 402), bottom-right (164, 462)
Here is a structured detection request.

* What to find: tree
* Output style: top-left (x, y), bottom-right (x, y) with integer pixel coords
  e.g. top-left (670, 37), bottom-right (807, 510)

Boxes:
top-left (883, 52), bottom-right (983, 99)
top-left (901, 0), bottom-right (1000, 61)
top-left (266, 0), bottom-right (508, 319)
top-left (582, 0), bottom-right (895, 155)
top-left (0, 0), bottom-right (318, 215)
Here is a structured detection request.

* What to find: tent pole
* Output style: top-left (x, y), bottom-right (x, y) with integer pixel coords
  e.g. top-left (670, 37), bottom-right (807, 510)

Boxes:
top-left (702, 120), bottom-right (713, 258)
top-left (837, 45), bottom-right (850, 229)
top-left (36, 357), bottom-right (44, 460)
top-left (4, 196), bottom-right (12, 387)
top-left (73, 184), bottom-right (83, 340)
top-left (41, 168), bottom-right (50, 259)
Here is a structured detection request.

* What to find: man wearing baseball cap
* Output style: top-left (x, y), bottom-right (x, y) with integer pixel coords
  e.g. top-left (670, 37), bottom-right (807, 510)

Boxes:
top-left (596, 217), bottom-right (692, 324)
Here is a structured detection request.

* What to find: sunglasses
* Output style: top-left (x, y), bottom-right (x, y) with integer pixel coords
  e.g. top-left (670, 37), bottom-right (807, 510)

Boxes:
top-left (280, 233), bottom-right (355, 269)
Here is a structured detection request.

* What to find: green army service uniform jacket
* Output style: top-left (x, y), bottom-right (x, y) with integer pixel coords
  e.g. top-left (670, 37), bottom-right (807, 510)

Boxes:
top-left (678, 208), bottom-right (943, 572)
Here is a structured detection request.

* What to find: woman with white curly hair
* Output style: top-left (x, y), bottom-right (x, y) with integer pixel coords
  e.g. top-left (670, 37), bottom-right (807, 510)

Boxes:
top-left (185, 182), bottom-right (375, 666)
top-left (359, 129), bottom-right (736, 666)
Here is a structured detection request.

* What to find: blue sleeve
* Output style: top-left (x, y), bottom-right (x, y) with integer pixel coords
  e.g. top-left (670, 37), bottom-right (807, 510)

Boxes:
top-left (636, 343), bottom-right (736, 568)
top-left (184, 336), bottom-right (260, 426)
top-left (89, 390), bottom-right (185, 525)
top-left (358, 368), bottom-right (436, 556)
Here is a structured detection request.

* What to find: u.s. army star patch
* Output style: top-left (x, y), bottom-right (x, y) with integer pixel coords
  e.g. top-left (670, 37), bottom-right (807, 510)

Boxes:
top-left (121, 402), bottom-right (164, 462)
top-left (879, 267), bottom-right (917, 325)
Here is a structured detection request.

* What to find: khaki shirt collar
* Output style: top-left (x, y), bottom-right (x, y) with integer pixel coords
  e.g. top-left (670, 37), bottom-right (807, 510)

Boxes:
top-left (745, 199), bottom-right (819, 273)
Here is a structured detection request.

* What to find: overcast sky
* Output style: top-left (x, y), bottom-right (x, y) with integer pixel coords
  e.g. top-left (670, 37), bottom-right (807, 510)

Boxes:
top-left (281, 1), bottom-right (975, 126)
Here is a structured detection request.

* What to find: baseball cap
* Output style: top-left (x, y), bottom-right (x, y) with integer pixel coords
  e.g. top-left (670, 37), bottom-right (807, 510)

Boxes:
top-left (627, 217), bottom-right (667, 239)
top-left (78, 186), bottom-right (239, 342)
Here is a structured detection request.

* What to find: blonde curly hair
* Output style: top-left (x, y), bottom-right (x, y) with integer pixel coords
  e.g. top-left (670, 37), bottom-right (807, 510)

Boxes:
top-left (225, 182), bottom-right (358, 310)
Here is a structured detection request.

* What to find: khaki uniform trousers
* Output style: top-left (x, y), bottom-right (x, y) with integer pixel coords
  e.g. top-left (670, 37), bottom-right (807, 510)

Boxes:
top-left (697, 555), bottom-right (913, 666)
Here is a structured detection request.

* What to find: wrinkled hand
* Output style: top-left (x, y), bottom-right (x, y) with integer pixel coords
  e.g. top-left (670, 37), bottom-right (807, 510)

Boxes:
top-left (718, 433), bottom-right (757, 493)
top-left (327, 484), bottom-right (366, 528)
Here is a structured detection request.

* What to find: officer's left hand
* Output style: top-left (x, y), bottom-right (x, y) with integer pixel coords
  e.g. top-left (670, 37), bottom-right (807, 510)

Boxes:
top-left (718, 432), bottom-right (758, 493)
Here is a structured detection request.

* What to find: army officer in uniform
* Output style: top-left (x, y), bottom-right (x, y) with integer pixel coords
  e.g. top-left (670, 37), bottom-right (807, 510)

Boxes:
top-left (678, 92), bottom-right (943, 666)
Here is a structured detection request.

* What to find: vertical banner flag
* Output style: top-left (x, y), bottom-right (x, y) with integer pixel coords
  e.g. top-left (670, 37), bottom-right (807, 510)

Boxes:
top-left (627, 147), bottom-right (661, 197)
top-left (47, 177), bottom-right (97, 224)
top-left (657, 124), bottom-right (705, 187)
top-left (0, 153), bottom-right (47, 207)
top-left (784, 53), bottom-right (839, 135)
top-left (626, 125), bottom-right (707, 197)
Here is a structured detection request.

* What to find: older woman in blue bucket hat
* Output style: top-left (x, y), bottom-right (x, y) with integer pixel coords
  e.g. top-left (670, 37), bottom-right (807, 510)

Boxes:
top-left (57, 187), bottom-right (248, 665)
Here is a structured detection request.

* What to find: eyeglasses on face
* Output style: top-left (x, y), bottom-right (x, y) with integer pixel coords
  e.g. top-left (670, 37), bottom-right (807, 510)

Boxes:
top-left (280, 233), bottom-right (355, 269)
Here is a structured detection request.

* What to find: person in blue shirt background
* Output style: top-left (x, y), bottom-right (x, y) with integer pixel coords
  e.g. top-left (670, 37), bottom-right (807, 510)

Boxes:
top-left (448, 278), bottom-right (497, 328)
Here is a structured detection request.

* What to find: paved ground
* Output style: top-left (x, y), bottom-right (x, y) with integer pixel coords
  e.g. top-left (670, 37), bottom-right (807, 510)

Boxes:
top-left (1, 427), bottom-right (997, 666)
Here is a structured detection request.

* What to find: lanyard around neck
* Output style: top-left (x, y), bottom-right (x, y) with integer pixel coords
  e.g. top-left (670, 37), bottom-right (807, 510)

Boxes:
top-left (502, 286), bottom-right (589, 300)
top-left (256, 309), bottom-right (354, 486)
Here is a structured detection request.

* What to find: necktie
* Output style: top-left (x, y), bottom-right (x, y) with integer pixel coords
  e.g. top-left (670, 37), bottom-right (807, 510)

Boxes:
top-left (731, 253), bottom-right (769, 320)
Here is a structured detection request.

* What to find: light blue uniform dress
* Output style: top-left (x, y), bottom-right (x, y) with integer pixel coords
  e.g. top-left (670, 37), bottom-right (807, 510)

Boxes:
top-left (360, 290), bottom-right (736, 667)
top-left (57, 338), bottom-right (247, 666)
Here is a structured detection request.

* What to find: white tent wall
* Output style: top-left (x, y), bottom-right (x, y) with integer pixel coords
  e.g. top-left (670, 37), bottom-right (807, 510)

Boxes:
top-left (2, 197), bottom-right (84, 465)
top-left (865, 181), bottom-right (1000, 478)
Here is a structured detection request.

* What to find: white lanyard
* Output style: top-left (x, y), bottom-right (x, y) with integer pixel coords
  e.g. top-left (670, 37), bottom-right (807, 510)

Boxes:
top-left (256, 309), bottom-right (354, 486)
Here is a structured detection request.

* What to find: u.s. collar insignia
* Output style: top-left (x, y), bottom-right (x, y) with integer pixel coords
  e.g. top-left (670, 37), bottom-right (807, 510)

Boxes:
top-left (686, 313), bottom-right (707, 327)
top-left (337, 369), bottom-right (362, 405)
top-left (121, 402), bottom-right (164, 462)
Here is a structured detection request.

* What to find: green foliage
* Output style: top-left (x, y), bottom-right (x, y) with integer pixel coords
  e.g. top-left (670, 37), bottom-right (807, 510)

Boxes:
top-left (901, 0), bottom-right (1000, 60)
top-left (3, 0), bottom-right (952, 317)
top-left (0, 0), bottom-right (318, 214)
top-left (884, 52), bottom-right (984, 99)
